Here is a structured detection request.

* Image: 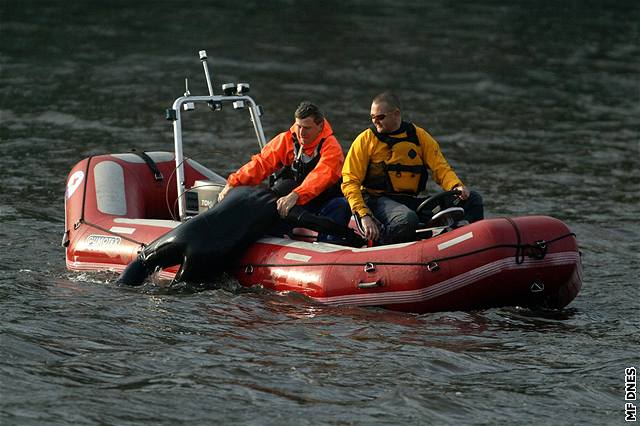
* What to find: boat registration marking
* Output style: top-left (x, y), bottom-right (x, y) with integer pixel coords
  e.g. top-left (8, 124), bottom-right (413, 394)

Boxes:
top-left (438, 232), bottom-right (474, 251)
top-left (109, 226), bottom-right (136, 235)
top-left (284, 253), bottom-right (312, 262)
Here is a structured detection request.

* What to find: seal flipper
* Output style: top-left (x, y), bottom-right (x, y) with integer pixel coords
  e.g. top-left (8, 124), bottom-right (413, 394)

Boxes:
top-left (172, 255), bottom-right (190, 284)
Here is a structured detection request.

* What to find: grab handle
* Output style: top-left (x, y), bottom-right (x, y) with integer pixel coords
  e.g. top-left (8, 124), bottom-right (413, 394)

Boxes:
top-left (358, 279), bottom-right (383, 289)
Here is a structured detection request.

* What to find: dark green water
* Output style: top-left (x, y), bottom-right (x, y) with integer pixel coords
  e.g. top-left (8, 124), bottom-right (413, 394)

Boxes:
top-left (1, 1), bottom-right (638, 424)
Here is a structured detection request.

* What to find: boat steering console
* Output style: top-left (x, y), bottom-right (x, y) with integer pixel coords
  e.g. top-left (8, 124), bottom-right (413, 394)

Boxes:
top-left (415, 189), bottom-right (468, 239)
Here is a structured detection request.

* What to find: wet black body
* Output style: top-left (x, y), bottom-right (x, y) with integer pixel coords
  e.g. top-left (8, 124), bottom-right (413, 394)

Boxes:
top-left (117, 182), bottom-right (365, 286)
top-left (117, 186), bottom-right (279, 286)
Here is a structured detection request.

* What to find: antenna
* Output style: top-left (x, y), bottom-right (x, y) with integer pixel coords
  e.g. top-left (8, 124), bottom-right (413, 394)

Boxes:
top-left (199, 50), bottom-right (214, 96)
top-left (199, 50), bottom-right (221, 111)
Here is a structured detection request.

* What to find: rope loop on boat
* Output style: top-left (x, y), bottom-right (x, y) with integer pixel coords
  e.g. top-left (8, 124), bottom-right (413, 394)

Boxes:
top-left (528, 240), bottom-right (548, 260)
top-left (505, 217), bottom-right (525, 264)
top-left (503, 218), bottom-right (552, 264)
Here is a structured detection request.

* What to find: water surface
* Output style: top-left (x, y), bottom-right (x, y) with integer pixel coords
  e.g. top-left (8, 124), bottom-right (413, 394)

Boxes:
top-left (1, 1), bottom-right (638, 424)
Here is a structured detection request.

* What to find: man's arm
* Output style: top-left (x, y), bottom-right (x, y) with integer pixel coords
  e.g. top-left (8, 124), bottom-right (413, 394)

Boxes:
top-left (341, 131), bottom-right (372, 219)
top-left (419, 128), bottom-right (464, 191)
top-left (219, 133), bottom-right (289, 202)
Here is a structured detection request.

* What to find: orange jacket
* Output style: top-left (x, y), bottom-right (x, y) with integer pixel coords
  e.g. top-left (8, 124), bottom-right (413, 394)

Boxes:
top-left (227, 119), bottom-right (343, 205)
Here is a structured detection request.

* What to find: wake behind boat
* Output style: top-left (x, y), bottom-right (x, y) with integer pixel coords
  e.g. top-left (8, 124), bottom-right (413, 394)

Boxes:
top-left (62, 50), bottom-right (582, 313)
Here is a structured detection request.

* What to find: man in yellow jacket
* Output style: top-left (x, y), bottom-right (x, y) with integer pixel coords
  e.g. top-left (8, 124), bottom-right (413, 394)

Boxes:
top-left (342, 92), bottom-right (483, 244)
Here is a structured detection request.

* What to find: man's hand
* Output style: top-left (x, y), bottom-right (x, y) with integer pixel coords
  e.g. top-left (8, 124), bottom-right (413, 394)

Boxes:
top-left (217, 183), bottom-right (233, 203)
top-left (455, 185), bottom-right (470, 200)
top-left (360, 215), bottom-right (380, 241)
top-left (277, 192), bottom-right (299, 218)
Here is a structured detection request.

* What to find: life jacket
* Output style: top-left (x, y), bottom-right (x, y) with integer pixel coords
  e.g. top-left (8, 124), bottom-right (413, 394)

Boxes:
top-left (271, 133), bottom-right (326, 184)
top-left (363, 122), bottom-right (428, 195)
top-left (270, 132), bottom-right (343, 207)
top-left (290, 133), bottom-right (326, 184)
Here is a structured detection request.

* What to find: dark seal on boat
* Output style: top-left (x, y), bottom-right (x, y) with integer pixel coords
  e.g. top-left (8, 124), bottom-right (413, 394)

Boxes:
top-left (117, 186), bottom-right (279, 286)
top-left (116, 183), bottom-right (364, 286)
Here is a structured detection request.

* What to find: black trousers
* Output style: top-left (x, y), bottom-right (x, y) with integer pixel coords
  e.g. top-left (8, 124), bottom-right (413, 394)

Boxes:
top-left (364, 190), bottom-right (484, 245)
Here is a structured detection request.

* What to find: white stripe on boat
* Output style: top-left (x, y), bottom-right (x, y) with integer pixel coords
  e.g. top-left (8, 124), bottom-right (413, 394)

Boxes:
top-left (284, 253), bottom-right (312, 262)
top-left (109, 226), bottom-right (136, 235)
top-left (438, 232), bottom-right (474, 251)
top-left (113, 218), bottom-right (180, 228)
top-left (256, 237), bottom-right (417, 253)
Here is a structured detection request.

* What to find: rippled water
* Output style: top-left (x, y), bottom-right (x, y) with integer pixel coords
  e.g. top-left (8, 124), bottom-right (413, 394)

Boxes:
top-left (1, 1), bottom-right (639, 424)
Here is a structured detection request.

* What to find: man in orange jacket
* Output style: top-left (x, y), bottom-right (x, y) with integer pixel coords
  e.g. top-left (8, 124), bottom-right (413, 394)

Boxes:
top-left (218, 101), bottom-right (351, 241)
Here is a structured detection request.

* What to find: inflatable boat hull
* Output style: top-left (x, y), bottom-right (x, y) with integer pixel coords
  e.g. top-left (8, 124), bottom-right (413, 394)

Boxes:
top-left (234, 217), bottom-right (581, 313)
top-left (63, 152), bottom-right (582, 313)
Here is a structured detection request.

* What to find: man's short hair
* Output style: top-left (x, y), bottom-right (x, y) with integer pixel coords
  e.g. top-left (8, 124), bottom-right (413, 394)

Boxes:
top-left (372, 91), bottom-right (402, 111)
top-left (295, 101), bottom-right (324, 124)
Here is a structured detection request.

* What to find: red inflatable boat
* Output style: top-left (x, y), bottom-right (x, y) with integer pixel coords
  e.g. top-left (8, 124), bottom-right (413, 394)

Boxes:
top-left (63, 148), bottom-right (581, 313)
top-left (62, 51), bottom-right (582, 313)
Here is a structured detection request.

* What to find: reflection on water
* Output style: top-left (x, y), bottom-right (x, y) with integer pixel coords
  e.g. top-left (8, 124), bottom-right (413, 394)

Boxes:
top-left (1, 1), bottom-right (638, 424)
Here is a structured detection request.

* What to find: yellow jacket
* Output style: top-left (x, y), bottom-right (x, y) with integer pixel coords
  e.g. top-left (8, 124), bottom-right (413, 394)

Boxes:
top-left (342, 122), bottom-right (463, 218)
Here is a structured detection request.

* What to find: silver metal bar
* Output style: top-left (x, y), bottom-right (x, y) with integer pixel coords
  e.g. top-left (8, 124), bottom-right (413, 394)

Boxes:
top-left (171, 94), bottom-right (267, 219)
top-left (171, 106), bottom-right (186, 220)
top-left (248, 104), bottom-right (267, 149)
top-left (199, 50), bottom-right (215, 96)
